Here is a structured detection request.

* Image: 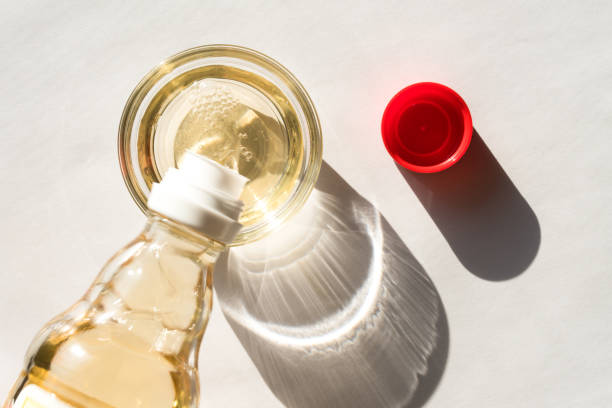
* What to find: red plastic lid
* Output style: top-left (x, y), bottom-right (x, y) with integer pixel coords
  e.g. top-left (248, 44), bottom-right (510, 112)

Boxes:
top-left (381, 82), bottom-right (472, 173)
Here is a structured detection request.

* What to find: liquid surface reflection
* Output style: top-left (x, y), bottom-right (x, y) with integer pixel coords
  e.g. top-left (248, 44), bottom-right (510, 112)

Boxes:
top-left (215, 163), bottom-right (448, 407)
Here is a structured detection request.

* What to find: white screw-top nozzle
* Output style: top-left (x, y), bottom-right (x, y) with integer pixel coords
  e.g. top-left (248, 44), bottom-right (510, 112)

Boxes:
top-left (147, 151), bottom-right (249, 244)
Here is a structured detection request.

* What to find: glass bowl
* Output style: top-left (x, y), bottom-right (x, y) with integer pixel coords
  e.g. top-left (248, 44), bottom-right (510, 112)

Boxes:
top-left (118, 45), bottom-right (322, 245)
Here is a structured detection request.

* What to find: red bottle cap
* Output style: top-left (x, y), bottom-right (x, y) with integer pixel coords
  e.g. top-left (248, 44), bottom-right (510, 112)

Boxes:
top-left (381, 82), bottom-right (472, 173)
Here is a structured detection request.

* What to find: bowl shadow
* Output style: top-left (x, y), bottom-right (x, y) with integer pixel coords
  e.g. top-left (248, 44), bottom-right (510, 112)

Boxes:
top-left (215, 162), bottom-right (448, 408)
top-left (398, 129), bottom-right (541, 281)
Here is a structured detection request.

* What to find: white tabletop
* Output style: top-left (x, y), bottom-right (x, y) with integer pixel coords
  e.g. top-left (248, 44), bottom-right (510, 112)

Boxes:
top-left (1, 2), bottom-right (611, 407)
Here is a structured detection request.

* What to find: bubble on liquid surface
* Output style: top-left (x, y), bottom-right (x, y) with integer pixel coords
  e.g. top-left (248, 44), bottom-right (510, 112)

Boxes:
top-left (159, 78), bottom-right (289, 208)
top-left (177, 81), bottom-right (244, 169)
top-left (171, 79), bottom-right (284, 175)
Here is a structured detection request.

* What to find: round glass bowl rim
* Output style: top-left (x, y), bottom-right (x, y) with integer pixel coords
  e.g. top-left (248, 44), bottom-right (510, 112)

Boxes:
top-left (118, 44), bottom-right (322, 246)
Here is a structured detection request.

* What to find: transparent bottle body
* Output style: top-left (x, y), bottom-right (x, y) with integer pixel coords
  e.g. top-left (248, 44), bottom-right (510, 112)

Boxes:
top-left (4, 217), bottom-right (224, 408)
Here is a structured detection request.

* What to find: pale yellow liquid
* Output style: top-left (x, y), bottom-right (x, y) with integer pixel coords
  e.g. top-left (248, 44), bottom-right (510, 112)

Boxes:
top-left (9, 323), bottom-right (191, 408)
top-left (5, 220), bottom-right (218, 408)
top-left (6, 67), bottom-right (306, 408)
top-left (137, 66), bottom-right (304, 227)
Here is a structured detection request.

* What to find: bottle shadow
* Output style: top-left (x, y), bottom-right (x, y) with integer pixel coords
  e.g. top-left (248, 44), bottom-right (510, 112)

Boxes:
top-left (398, 130), bottom-right (541, 281)
top-left (215, 162), bottom-right (448, 408)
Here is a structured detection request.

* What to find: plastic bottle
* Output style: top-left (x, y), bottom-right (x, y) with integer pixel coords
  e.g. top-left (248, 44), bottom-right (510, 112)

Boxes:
top-left (4, 152), bottom-right (247, 408)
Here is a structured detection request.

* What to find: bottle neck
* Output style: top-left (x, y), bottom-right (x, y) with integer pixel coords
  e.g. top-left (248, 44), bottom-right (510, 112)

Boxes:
top-left (116, 215), bottom-right (225, 364)
top-left (145, 214), bottom-right (227, 262)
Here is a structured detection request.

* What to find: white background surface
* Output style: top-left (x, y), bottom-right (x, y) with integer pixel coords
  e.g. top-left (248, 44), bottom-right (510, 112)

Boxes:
top-left (1, 1), bottom-right (611, 407)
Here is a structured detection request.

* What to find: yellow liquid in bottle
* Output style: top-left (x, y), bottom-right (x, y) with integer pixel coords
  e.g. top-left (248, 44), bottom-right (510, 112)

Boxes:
top-left (5, 220), bottom-right (218, 408)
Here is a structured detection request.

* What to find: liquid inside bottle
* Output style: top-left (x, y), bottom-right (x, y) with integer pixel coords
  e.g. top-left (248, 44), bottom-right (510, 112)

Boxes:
top-left (4, 218), bottom-right (224, 408)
